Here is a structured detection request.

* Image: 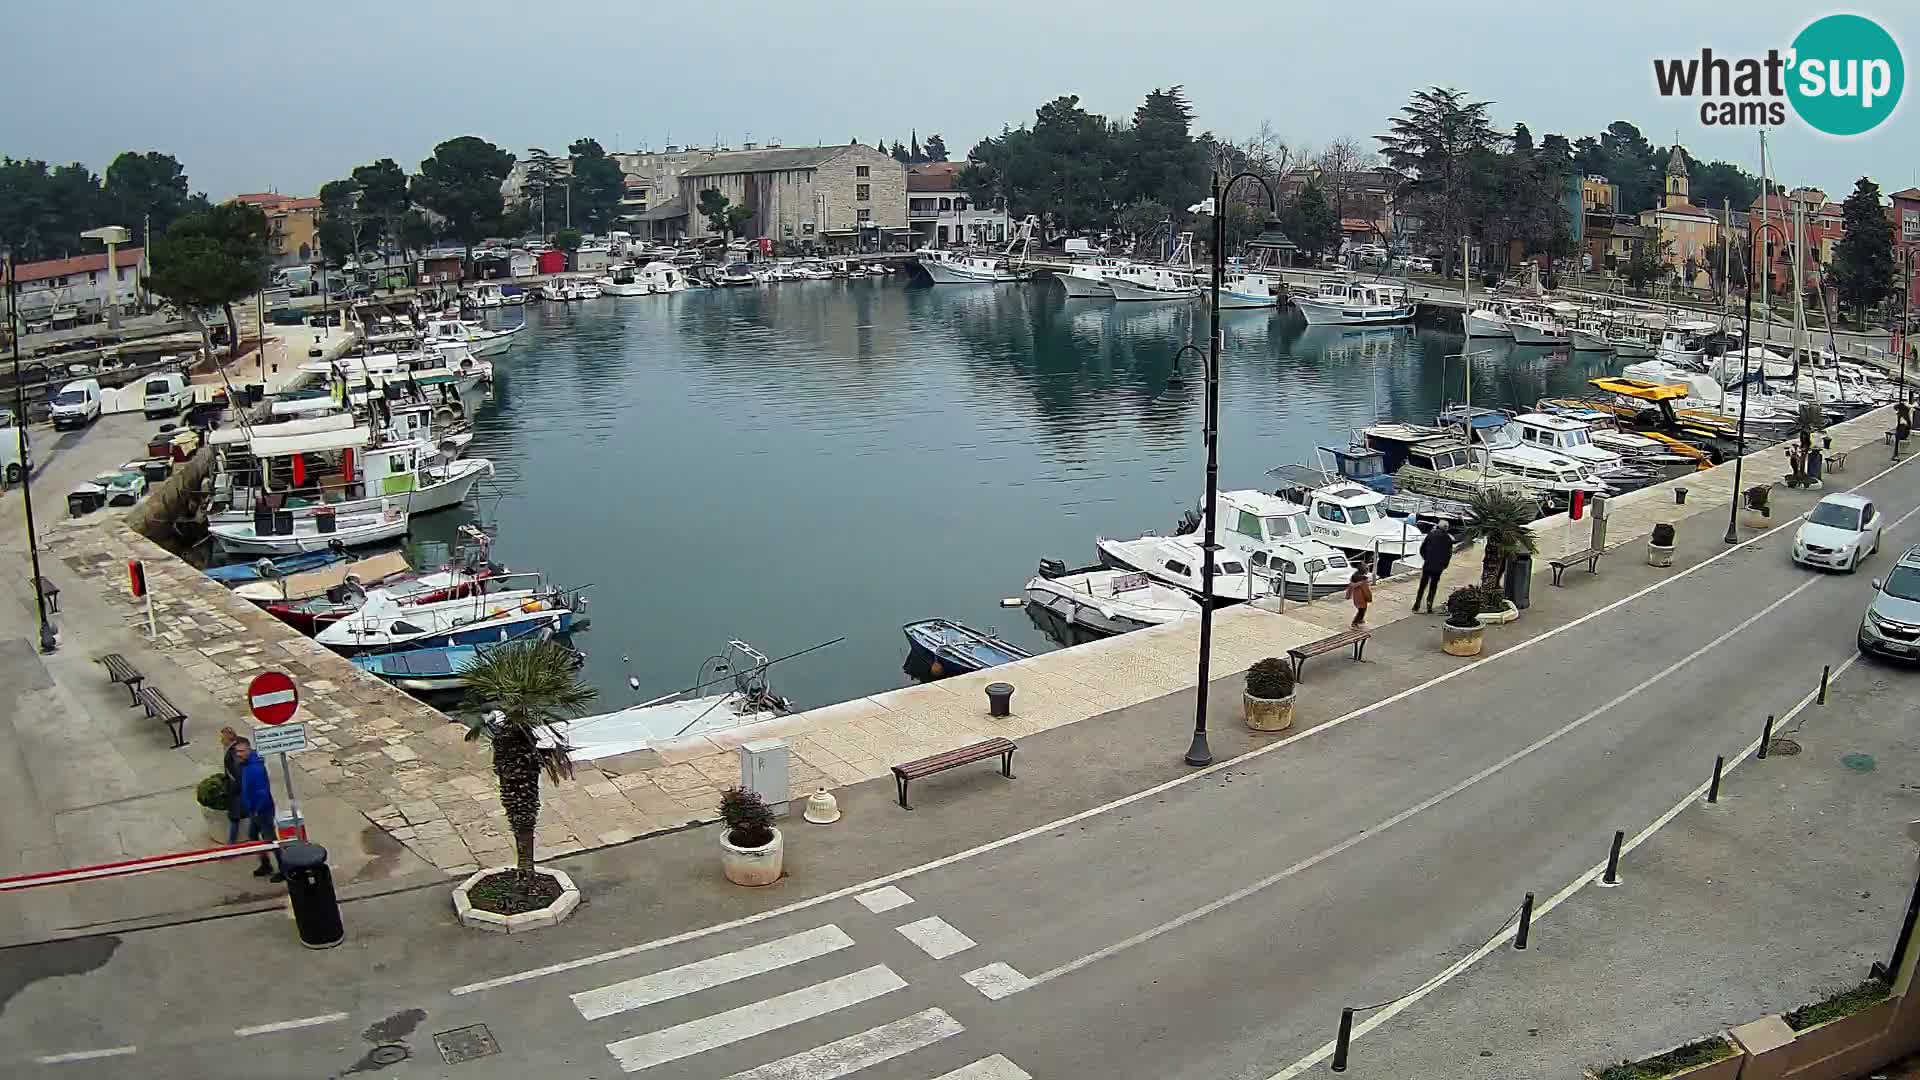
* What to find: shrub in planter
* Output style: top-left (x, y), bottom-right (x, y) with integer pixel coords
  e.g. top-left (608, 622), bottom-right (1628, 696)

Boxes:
top-left (1243, 657), bottom-right (1296, 732)
top-left (1648, 522), bottom-right (1677, 567)
top-left (1593, 1034), bottom-right (1736, 1080)
top-left (1782, 977), bottom-right (1890, 1030)
top-left (1442, 587), bottom-right (1488, 656)
top-left (1651, 523), bottom-right (1676, 546)
top-left (719, 787), bottom-right (784, 886)
top-left (195, 773), bottom-right (233, 845)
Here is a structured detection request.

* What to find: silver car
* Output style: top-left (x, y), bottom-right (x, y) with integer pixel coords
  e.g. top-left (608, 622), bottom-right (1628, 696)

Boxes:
top-left (1793, 493), bottom-right (1882, 572)
top-left (1858, 546), bottom-right (1920, 660)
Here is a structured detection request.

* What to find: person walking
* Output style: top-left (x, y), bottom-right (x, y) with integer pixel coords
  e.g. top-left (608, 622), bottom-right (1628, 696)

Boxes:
top-left (1414, 523), bottom-right (1454, 613)
top-left (1345, 567), bottom-right (1373, 629)
top-left (219, 726), bottom-right (247, 845)
top-left (234, 738), bottom-right (285, 883)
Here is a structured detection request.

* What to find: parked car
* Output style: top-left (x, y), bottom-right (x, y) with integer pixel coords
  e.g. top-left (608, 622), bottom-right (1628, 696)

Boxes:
top-left (1858, 545), bottom-right (1920, 659)
top-left (1793, 493), bottom-right (1882, 572)
top-left (141, 371), bottom-right (192, 418)
top-left (0, 418), bottom-right (29, 483)
top-left (49, 378), bottom-right (102, 430)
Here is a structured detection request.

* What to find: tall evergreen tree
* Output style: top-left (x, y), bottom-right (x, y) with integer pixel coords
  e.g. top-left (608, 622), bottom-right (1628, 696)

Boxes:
top-left (923, 133), bottom-right (949, 162)
top-left (410, 136), bottom-right (514, 264)
top-left (1377, 86), bottom-right (1499, 272)
top-left (1832, 177), bottom-right (1895, 326)
top-left (568, 138), bottom-right (625, 234)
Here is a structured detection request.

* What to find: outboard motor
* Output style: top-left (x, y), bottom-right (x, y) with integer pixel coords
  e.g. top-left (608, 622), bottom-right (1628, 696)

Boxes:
top-left (1037, 558), bottom-right (1068, 580)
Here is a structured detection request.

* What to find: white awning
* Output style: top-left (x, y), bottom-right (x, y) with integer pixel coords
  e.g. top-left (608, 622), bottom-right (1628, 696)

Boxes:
top-left (209, 412), bottom-right (356, 446)
top-left (250, 425), bottom-right (370, 458)
top-left (270, 396), bottom-right (343, 417)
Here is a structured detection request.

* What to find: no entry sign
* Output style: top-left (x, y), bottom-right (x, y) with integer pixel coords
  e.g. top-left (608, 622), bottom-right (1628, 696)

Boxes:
top-left (248, 671), bottom-right (300, 725)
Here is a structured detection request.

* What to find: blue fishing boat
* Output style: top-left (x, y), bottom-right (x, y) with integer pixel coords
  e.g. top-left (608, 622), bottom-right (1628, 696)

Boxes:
top-left (351, 626), bottom-right (576, 692)
top-left (902, 619), bottom-right (1031, 681)
top-left (205, 548), bottom-right (352, 584)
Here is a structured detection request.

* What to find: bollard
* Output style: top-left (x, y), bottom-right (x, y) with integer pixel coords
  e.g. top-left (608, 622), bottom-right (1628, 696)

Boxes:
top-left (1600, 829), bottom-right (1625, 886)
top-left (1759, 714), bottom-right (1775, 759)
top-left (985, 682), bottom-right (1014, 718)
top-left (1675, 486), bottom-right (1688, 505)
top-left (1331, 1008), bottom-right (1355, 1072)
top-left (280, 841), bottom-right (344, 949)
top-left (1515, 892), bottom-right (1535, 950)
top-left (1818, 664), bottom-right (1830, 705)
top-left (1706, 755), bottom-right (1724, 804)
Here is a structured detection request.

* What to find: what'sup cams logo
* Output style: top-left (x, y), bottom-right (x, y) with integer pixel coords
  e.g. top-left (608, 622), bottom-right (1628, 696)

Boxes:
top-left (1653, 13), bottom-right (1903, 136)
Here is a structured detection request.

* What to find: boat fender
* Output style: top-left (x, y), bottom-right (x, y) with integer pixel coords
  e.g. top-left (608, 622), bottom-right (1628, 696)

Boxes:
top-left (521, 599), bottom-right (546, 613)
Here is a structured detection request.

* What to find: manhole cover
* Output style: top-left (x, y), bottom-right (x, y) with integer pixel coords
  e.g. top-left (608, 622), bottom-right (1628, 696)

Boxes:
top-left (1766, 737), bottom-right (1803, 756)
top-left (434, 1024), bottom-right (500, 1065)
top-left (1842, 752), bottom-right (1877, 772)
top-left (369, 1044), bottom-right (409, 1066)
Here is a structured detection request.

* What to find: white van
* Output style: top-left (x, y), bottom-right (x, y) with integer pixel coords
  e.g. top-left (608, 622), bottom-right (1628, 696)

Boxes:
top-left (50, 378), bottom-right (102, 430)
top-left (0, 423), bottom-right (30, 484)
top-left (273, 266), bottom-right (317, 295)
top-left (141, 372), bottom-right (192, 418)
top-left (1064, 238), bottom-right (1103, 257)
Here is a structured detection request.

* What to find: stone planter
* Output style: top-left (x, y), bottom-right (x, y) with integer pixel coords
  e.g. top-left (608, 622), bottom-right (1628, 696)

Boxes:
top-left (453, 866), bottom-right (581, 933)
top-left (1243, 691), bottom-right (1295, 733)
top-left (721, 826), bottom-right (784, 887)
top-left (203, 807), bottom-right (234, 845)
top-left (1740, 509), bottom-right (1771, 531)
top-left (1441, 621), bottom-right (1484, 656)
top-left (1647, 542), bottom-right (1675, 567)
top-left (1476, 600), bottom-right (1519, 626)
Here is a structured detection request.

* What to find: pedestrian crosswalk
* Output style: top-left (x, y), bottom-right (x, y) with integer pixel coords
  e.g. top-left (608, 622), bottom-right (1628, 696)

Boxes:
top-left (567, 897), bottom-right (1035, 1078)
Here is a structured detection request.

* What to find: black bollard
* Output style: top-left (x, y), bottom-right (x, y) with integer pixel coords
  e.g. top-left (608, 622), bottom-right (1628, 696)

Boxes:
top-left (1331, 1008), bottom-right (1355, 1072)
top-left (1515, 892), bottom-right (1535, 950)
top-left (1818, 664), bottom-right (1830, 705)
top-left (280, 841), bottom-right (345, 949)
top-left (1759, 714), bottom-right (1775, 759)
top-left (1601, 829), bottom-right (1625, 886)
top-left (1707, 755), bottom-right (1724, 804)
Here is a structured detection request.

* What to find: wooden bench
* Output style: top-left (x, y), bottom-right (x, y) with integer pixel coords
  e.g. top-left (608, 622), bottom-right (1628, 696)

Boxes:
top-left (98, 653), bottom-right (145, 705)
top-left (137, 686), bottom-right (189, 748)
top-left (1549, 548), bottom-right (1603, 586)
top-left (892, 738), bottom-right (1016, 809)
top-left (1287, 628), bottom-right (1372, 680)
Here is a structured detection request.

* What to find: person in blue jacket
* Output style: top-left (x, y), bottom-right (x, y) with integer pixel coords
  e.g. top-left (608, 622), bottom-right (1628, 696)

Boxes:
top-left (234, 738), bottom-right (285, 883)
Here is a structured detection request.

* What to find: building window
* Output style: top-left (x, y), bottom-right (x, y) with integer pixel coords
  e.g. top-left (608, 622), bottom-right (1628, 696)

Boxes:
top-left (856, 184), bottom-right (870, 201)
top-left (857, 209), bottom-right (871, 223)
top-left (955, 198), bottom-right (967, 212)
top-left (803, 222), bottom-right (816, 236)
top-left (855, 165), bottom-right (870, 178)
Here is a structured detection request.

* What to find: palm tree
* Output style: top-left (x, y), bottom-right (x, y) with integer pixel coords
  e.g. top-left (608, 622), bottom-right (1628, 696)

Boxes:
top-left (460, 640), bottom-right (597, 876)
top-left (1464, 488), bottom-right (1541, 589)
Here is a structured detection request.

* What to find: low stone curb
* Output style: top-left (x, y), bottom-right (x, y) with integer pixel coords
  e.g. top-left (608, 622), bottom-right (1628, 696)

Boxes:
top-left (451, 866), bottom-right (581, 933)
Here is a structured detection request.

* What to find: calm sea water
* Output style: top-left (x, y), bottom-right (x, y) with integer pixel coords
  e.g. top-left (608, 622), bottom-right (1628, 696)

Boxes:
top-left (411, 281), bottom-right (1618, 713)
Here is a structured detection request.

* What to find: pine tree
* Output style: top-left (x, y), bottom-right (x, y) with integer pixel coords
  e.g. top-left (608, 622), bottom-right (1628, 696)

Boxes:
top-left (1832, 177), bottom-right (1894, 326)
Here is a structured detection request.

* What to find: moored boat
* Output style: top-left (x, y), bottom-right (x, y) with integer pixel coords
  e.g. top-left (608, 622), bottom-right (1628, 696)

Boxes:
top-left (902, 619), bottom-right (1031, 680)
top-left (1023, 561), bottom-right (1200, 638)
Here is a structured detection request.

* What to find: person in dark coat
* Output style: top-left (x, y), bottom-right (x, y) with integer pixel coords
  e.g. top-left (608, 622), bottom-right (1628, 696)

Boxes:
top-left (1413, 523), bottom-right (1454, 613)
top-left (234, 738), bottom-right (284, 882)
top-left (220, 727), bottom-right (247, 845)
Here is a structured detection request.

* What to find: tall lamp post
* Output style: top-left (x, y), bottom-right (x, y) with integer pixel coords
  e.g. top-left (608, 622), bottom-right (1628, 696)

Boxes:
top-left (6, 253), bottom-right (57, 652)
top-left (1726, 220), bottom-right (1788, 544)
top-left (1186, 170), bottom-right (1281, 768)
top-left (1893, 247), bottom-right (1917, 463)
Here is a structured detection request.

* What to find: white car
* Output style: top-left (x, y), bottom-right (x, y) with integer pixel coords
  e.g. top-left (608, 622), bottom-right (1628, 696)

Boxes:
top-left (1793, 493), bottom-right (1882, 572)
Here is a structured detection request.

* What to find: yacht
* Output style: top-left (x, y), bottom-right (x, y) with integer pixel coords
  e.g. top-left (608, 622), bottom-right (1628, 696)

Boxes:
top-left (1293, 279), bottom-right (1416, 325)
top-left (1093, 534), bottom-right (1266, 605)
top-left (1055, 256), bottom-right (1132, 298)
top-left (1024, 561), bottom-right (1200, 637)
top-left (1184, 489), bottom-right (1355, 598)
top-left (598, 268), bottom-right (652, 296)
top-left (637, 260), bottom-right (690, 292)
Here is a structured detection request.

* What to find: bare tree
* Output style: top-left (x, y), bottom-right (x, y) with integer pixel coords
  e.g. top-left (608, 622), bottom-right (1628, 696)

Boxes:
top-left (1316, 136), bottom-right (1380, 222)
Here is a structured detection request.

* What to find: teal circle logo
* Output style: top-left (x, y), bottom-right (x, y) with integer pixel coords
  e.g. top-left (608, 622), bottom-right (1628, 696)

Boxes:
top-left (1788, 14), bottom-right (1903, 136)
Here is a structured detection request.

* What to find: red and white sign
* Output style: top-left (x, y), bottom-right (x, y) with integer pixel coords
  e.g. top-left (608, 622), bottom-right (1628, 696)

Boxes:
top-left (248, 671), bottom-right (300, 725)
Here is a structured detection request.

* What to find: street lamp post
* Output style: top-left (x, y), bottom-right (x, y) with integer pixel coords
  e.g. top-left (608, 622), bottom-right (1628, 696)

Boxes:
top-left (1894, 248), bottom-right (1917, 463)
top-left (6, 253), bottom-right (57, 652)
top-left (1187, 170), bottom-right (1281, 768)
top-left (1727, 220), bottom-right (1788, 544)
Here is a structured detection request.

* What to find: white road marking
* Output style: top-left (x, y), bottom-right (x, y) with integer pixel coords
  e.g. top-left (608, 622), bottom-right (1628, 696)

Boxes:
top-left (572, 925), bottom-right (855, 1021)
top-left (233, 1012), bottom-right (349, 1037)
top-left (961, 962), bottom-right (1032, 1000)
top-left (605, 964), bottom-right (906, 1073)
top-left (894, 915), bottom-right (977, 960)
top-left (853, 885), bottom-right (914, 913)
top-left (1264, 653), bottom-right (1862, 1079)
top-left (449, 441), bottom-right (1919, 998)
top-left (933, 1055), bottom-right (1036, 1079)
top-left (718, 1007), bottom-right (962, 1080)
top-left (33, 1047), bottom-right (137, 1064)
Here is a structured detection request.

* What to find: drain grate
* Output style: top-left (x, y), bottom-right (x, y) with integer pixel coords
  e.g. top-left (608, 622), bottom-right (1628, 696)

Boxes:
top-left (369, 1044), bottom-right (410, 1066)
top-left (434, 1024), bottom-right (500, 1065)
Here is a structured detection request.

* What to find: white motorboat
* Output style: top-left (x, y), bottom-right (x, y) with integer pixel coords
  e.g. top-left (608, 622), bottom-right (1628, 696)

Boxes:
top-left (790, 261), bottom-right (833, 280)
top-left (1293, 278), bottom-right (1416, 325)
top-left (423, 317), bottom-right (521, 357)
top-left (1108, 233), bottom-right (1201, 302)
top-left (598, 268), bottom-right (651, 296)
top-left (1183, 490), bottom-right (1354, 598)
top-left (1055, 256), bottom-right (1131, 298)
top-left (1568, 312), bottom-right (1614, 352)
top-left (316, 586), bottom-right (575, 654)
top-left (537, 277), bottom-right (576, 302)
top-left (1604, 314), bottom-right (1664, 358)
top-left (715, 262), bottom-right (757, 287)
top-left (1268, 460), bottom-right (1428, 573)
top-left (211, 501), bottom-right (409, 556)
top-left (1503, 412), bottom-right (1637, 480)
top-left (637, 260), bottom-right (690, 292)
top-left (468, 283), bottom-right (507, 309)
top-left (573, 275), bottom-right (603, 299)
top-left (208, 424), bottom-right (491, 526)
top-left (554, 641), bottom-right (792, 763)
top-left (1218, 269), bottom-right (1283, 309)
top-left (1094, 534), bottom-right (1266, 604)
top-left (1464, 303), bottom-right (1514, 337)
top-left (1507, 305), bottom-right (1571, 346)
top-left (918, 216), bottom-right (1037, 284)
top-left (1653, 320), bottom-right (1723, 365)
top-left (1024, 561), bottom-right (1200, 637)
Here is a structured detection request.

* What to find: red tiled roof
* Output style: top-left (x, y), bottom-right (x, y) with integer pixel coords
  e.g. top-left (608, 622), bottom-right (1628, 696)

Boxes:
top-left (907, 173), bottom-right (956, 192)
top-left (1339, 217), bottom-right (1376, 231)
top-left (231, 192), bottom-right (286, 205)
top-left (1, 248), bottom-right (145, 284)
top-left (1889, 187), bottom-right (1920, 201)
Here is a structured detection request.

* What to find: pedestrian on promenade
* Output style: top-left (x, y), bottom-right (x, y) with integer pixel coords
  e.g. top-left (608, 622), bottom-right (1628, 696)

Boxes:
top-left (219, 726), bottom-right (247, 845)
top-left (1413, 523), bottom-right (1453, 613)
top-left (1345, 567), bottom-right (1373, 629)
top-left (233, 738), bottom-right (285, 883)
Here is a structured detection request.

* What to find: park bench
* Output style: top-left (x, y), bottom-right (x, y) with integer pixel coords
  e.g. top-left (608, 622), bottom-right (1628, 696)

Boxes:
top-left (1549, 548), bottom-right (1603, 586)
top-left (1286, 628), bottom-right (1372, 681)
top-left (137, 686), bottom-right (189, 748)
top-left (892, 737), bottom-right (1016, 809)
top-left (98, 653), bottom-right (145, 705)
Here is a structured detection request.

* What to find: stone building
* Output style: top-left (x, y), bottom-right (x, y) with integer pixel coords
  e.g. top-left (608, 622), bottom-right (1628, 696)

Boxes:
top-left (1636, 147), bottom-right (1718, 282)
top-left (677, 144), bottom-right (908, 252)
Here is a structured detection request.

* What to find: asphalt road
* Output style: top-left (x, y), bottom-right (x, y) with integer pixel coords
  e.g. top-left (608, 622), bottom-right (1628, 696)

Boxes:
top-left (6, 454), bottom-right (1920, 1079)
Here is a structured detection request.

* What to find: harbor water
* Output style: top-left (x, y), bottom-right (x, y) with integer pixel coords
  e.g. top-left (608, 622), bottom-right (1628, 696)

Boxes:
top-left (413, 280), bottom-right (1621, 712)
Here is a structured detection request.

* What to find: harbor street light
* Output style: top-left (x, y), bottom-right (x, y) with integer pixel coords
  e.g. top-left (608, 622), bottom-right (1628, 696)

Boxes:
top-left (79, 225), bottom-right (131, 331)
top-left (1186, 169), bottom-right (1281, 768)
top-left (1893, 246), bottom-right (1917, 463)
top-left (5, 251), bottom-right (57, 652)
top-left (1726, 220), bottom-right (1788, 545)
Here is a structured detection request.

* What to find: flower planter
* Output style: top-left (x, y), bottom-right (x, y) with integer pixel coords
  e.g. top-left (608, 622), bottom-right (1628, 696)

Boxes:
top-left (203, 807), bottom-right (234, 845)
top-left (721, 826), bottom-right (785, 887)
top-left (452, 866), bottom-right (581, 933)
top-left (1740, 509), bottom-right (1771, 531)
top-left (1243, 691), bottom-right (1295, 733)
top-left (1441, 622), bottom-right (1484, 656)
top-left (1476, 600), bottom-right (1519, 626)
top-left (1647, 542), bottom-right (1675, 567)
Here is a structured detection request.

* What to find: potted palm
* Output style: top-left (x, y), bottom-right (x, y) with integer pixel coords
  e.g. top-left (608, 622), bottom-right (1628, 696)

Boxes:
top-left (1742, 484), bottom-right (1772, 530)
top-left (1442, 587), bottom-right (1487, 656)
top-left (1243, 657), bottom-right (1296, 732)
top-left (195, 774), bottom-right (232, 845)
top-left (1465, 488), bottom-right (1540, 597)
top-left (1648, 522), bottom-right (1676, 567)
top-left (719, 787), bottom-right (783, 886)
top-left (452, 639), bottom-right (596, 932)
top-left (1474, 583), bottom-right (1519, 625)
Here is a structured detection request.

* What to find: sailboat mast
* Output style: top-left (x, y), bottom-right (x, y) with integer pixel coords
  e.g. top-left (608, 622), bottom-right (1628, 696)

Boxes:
top-left (1462, 237), bottom-right (1472, 438)
top-left (1758, 130), bottom-right (1772, 388)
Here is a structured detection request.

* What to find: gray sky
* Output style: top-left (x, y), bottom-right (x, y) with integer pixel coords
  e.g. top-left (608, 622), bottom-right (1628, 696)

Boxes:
top-left (2, 1), bottom-right (1910, 202)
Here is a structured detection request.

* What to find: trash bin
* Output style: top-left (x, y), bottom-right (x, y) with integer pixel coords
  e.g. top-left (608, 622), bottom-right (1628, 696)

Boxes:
top-left (1504, 554), bottom-right (1534, 611)
top-left (985, 682), bottom-right (1015, 718)
top-left (1807, 448), bottom-right (1823, 483)
top-left (280, 841), bottom-right (344, 949)
top-left (1675, 487), bottom-right (1688, 505)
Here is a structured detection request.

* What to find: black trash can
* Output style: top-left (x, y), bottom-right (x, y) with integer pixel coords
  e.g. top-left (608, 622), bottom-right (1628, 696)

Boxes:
top-left (1675, 487), bottom-right (1688, 505)
top-left (985, 682), bottom-right (1015, 718)
top-left (1504, 554), bottom-right (1534, 611)
top-left (280, 841), bottom-right (344, 949)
